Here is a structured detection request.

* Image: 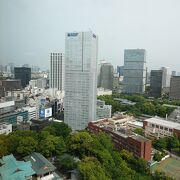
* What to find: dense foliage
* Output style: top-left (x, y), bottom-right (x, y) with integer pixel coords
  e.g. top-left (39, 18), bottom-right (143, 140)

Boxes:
top-left (153, 135), bottom-right (180, 156)
top-left (98, 94), bottom-right (175, 117)
top-left (0, 122), bottom-right (173, 179)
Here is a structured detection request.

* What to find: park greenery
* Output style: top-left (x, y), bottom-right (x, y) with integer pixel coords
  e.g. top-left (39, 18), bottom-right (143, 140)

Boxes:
top-left (153, 135), bottom-right (180, 156)
top-left (0, 122), bottom-right (173, 179)
top-left (98, 94), bottom-right (176, 117)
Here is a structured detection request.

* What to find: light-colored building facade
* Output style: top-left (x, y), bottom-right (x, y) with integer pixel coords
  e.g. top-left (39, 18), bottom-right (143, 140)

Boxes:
top-left (22, 106), bottom-right (38, 121)
top-left (0, 123), bottom-right (12, 135)
top-left (64, 31), bottom-right (98, 130)
top-left (97, 88), bottom-right (112, 96)
top-left (99, 62), bottom-right (114, 90)
top-left (123, 49), bottom-right (146, 94)
top-left (96, 100), bottom-right (112, 120)
top-left (161, 67), bottom-right (171, 88)
top-left (50, 53), bottom-right (64, 91)
top-left (143, 117), bottom-right (180, 139)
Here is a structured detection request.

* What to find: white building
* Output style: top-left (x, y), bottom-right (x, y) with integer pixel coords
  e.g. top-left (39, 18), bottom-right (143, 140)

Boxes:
top-left (64, 31), bottom-right (98, 130)
top-left (161, 67), bottom-right (171, 88)
top-left (29, 80), bottom-right (37, 88)
top-left (143, 117), bottom-right (180, 139)
top-left (50, 53), bottom-right (64, 91)
top-left (97, 88), bottom-right (112, 96)
top-left (96, 100), bottom-right (112, 120)
top-left (36, 78), bottom-right (47, 89)
top-left (123, 49), bottom-right (147, 94)
top-left (22, 106), bottom-right (38, 121)
top-left (0, 123), bottom-right (12, 135)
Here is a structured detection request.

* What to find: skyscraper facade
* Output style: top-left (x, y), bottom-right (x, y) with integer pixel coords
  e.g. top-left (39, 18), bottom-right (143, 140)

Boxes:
top-left (123, 49), bottom-right (146, 94)
top-left (50, 53), bottom-right (64, 91)
top-left (64, 31), bottom-right (98, 130)
top-left (14, 67), bottom-right (31, 88)
top-left (99, 62), bottom-right (114, 90)
top-left (170, 76), bottom-right (180, 100)
top-left (160, 67), bottom-right (171, 88)
top-left (150, 70), bottom-right (163, 97)
top-left (117, 66), bottom-right (124, 77)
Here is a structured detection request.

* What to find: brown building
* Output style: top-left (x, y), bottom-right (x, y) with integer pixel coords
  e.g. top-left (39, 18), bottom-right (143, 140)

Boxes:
top-left (88, 119), bottom-right (152, 161)
top-left (2, 79), bottom-right (21, 91)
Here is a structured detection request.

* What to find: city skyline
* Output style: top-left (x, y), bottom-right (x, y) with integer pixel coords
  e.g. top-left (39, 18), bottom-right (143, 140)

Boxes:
top-left (1, 0), bottom-right (180, 71)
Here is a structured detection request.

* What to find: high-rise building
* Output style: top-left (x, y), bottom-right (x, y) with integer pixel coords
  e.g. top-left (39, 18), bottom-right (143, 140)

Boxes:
top-left (50, 53), bottom-right (64, 91)
top-left (123, 49), bottom-right (146, 94)
top-left (150, 70), bottom-right (163, 97)
top-left (14, 67), bottom-right (31, 88)
top-left (117, 66), bottom-right (124, 77)
top-left (172, 71), bottom-right (176, 76)
top-left (97, 60), bottom-right (106, 87)
top-left (64, 31), bottom-right (98, 130)
top-left (161, 67), bottom-right (171, 88)
top-left (170, 76), bottom-right (180, 100)
top-left (99, 63), bottom-right (114, 90)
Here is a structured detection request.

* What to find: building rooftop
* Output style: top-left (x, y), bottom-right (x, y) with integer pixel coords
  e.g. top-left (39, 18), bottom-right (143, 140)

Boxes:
top-left (0, 154), bottom-right (35, 180)
top-left (144, 117), bottom-right (180, 130)
top-left (131, 134), bottom-right (150, 142)
top-left (91, 119), bottom-right (150, 142)
top-left (24, 152), bottom-right (56, 176)
top-left (128, 121), bottom-right (143, 127)
top-left (114, 98), bottom-right (136, 105)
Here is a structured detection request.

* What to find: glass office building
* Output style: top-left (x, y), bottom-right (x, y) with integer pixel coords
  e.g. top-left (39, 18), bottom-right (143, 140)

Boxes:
top-left (123, 49), bottom-right (146, 94)
top-left (64, 32), bottom-right (98, 130)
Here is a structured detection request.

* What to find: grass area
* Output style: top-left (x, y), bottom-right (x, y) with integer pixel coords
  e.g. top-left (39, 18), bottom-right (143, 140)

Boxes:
top-left (151, 158), bottom-right (180, 180)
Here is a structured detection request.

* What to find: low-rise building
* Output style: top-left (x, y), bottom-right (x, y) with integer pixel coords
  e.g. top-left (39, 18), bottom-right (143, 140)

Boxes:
top-left (143, 117), bottom-right (180, 139)
top-left (97, 88), bottom-right (112, 96)
top-left (0, 123), bottom-right (12, 135)
top-left (88, 118), bottom-right (152, 161)
top-left (22, 106), bottom-right (38, 121)
top-left (0, 111), bottom-right (28, 124)
top-left (0, 100), bottom-right (15, 115)
top-left (96, 100), bottom-right (112, 120)
top-left (0, 154), bottom-right (35, 180)
top-left (24, 152), bottom-right (61, 180)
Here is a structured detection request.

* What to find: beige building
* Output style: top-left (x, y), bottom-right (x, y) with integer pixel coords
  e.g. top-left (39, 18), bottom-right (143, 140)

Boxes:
top-left (143, 117), bottom-right (180, 139)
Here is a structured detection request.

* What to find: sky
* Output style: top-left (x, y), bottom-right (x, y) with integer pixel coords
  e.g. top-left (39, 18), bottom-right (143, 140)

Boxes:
top-left (0, 0), bottom-right (180, 71)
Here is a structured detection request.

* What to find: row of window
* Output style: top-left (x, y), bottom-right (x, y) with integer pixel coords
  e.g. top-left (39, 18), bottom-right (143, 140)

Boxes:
top-left (151, 124), bottom-right (173, 132)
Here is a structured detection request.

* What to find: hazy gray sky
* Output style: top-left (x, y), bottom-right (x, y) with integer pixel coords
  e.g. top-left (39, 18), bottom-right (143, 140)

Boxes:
top-left (0, 0), bottom-right (180, 71)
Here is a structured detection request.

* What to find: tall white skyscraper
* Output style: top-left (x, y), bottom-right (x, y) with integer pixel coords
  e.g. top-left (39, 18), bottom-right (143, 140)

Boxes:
top-left (160, 67), bottom-right (171, 88)
top-left (64, 31), bottom-right (98, 130)
top-left (50, 53), bottom-right (64, 91)
top-left (123, 49), bottom-right (147, 94)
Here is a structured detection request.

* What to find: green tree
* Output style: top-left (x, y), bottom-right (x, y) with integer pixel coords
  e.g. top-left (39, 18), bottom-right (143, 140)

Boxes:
top-left (57, 154), bottom-right (78, 171)
top-left (134, 128), bottom-right (144, 136)
top-left (153, 138), bottom-right (167, 150)
top-left (67, 131), bottom-right (93, 157)
top-left (153, 152), bottom-right (162, 162)
top-left (78, 157), bottom-right (110, 180)
top-left (7, 130), bottom-right (38, 155)
top-left (38, 133), bottom-right (66, 157)
top-left (0, 135), bottom-right (8, 158)
top-left (16, 137), bottom-right (38, 156)
top-left (43, 122), bottom-right (72, 138)
top-left (168, 135), bottom-right (179, 150)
